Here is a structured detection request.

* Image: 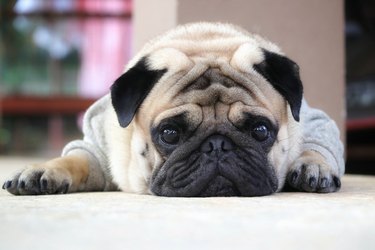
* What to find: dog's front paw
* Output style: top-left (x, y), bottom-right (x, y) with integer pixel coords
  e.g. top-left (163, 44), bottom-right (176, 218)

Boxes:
top-left (286, 150), bottom-right (341, 193)
top-left (2, 164), bottom-right (72, 195)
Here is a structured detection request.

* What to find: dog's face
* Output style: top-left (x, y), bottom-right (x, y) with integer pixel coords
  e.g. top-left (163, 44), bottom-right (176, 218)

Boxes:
top-left (109, 23), bottom-right (303, 197)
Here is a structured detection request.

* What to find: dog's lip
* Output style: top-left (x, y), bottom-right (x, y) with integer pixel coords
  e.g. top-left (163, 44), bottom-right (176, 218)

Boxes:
top-left (198, 175), bottom-right (240, 197)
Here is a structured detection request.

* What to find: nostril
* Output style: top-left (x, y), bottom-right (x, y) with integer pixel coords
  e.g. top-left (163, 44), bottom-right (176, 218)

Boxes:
top-left (221, 139), bottom-right (233, 151)
top-left (200, 134), bottom-right (234, 153)
top-left (201, 141), bottom-right (214, 153)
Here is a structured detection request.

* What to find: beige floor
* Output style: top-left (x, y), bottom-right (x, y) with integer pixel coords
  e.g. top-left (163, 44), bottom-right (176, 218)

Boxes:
top-left (0, 156), bottom-right (374, 250)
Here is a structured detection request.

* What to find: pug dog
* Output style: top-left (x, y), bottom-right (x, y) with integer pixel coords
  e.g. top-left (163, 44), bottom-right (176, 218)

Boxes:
top-left (2, 22), bottom-right (344, 197)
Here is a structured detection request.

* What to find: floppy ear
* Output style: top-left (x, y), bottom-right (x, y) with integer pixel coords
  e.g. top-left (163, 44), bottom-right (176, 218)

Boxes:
top-left (253, 49), bottom-right (303, 122)
top-left (110, 57), bottom-right (167, 127)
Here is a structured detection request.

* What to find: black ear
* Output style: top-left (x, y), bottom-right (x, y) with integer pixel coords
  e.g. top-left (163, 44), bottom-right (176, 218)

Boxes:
top-left (253, 49), bottom-right (303, 122)
top-left (110, 57), bottom-right (167, 127)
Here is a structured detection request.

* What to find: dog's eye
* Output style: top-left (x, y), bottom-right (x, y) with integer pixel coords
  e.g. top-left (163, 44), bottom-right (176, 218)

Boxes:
top-left (161, 127), bottom-right (180, 145)
top-left (251, 123), bottom-right (270, 142)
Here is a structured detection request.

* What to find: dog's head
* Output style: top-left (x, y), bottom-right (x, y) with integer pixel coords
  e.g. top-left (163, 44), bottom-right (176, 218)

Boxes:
top-left (110, 23), bottom-right (303, 197)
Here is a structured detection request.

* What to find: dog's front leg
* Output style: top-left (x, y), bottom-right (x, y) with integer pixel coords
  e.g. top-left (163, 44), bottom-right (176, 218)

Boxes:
top-left (2, 151), bottom-right (108, 195)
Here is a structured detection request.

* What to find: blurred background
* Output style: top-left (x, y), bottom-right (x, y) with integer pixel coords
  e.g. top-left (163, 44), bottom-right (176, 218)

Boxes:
top-left (0, 0), bottom-right (132, 156)
top-left (0, 0), bottom-right (374, 174)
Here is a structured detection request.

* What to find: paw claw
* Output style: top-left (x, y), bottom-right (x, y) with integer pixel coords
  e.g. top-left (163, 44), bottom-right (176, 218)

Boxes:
top-left (56, 182), bottom-right (70, 194)
top-left (308, 177), bottom-right (317, 189)
top-left (333, 176), bottom-right (341, 188)
top-left (18, 180), bottom-right (25, 189)
top-left (40, 179), bottom-right (48, 193)
top-left (320, 178), bottom-right (328, 189)
top-left (290, 171), bottom-right (298, 185)
top-left (2, 181), bottom-right (11, 190)
top-left (63, 183), bottom-right (70, 194)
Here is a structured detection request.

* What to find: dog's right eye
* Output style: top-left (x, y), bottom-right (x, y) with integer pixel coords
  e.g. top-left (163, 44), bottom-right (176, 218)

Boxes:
top-left (160, 127), bottom-right (180, 145)
top-left (251, 123), bottom-right (270, 142)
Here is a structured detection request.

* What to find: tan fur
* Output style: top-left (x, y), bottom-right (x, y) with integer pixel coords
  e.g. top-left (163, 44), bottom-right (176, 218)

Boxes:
top-left (41, 154), bottom-right (89, 190)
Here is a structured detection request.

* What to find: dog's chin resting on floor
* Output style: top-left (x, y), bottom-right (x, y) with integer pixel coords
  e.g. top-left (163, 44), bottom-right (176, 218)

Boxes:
top-left (2, 22), bottom-right (345, 197)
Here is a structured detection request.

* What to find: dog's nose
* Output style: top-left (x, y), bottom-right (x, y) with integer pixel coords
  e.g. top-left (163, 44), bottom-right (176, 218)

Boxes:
top-left (200, 134), bottom-right (234, 153)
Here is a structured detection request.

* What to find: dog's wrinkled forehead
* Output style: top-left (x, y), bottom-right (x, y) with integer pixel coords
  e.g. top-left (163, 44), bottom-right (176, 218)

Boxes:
top-left (128, 22), bottom-right (282, 73)
top-left (139, 25), bottom-right (283, 106)
top-left (177, 68), bottom-right (257, 107)
top-left (110, 22), bottom-right (303, 128)
top-left (143, 40), bottom-right (275, 79)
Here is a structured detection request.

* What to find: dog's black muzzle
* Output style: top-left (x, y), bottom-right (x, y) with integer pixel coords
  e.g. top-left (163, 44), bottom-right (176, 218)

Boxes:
top-left (151, 134), bottom-right (278, 197)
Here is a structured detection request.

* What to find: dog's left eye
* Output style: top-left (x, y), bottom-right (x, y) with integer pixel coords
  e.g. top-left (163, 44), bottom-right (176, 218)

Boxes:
top-left (251, 123), bottom-right (270, 142)
top-left (161, 127), bottom-right (180, 145)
